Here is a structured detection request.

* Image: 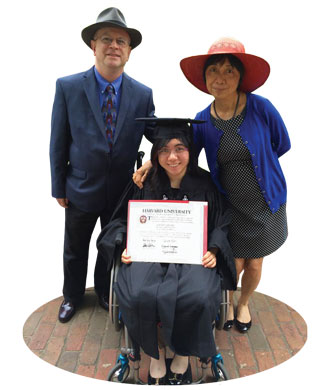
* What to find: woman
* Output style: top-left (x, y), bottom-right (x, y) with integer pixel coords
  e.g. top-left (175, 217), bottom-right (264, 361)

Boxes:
top-left (98, 118), bottom-right (236, 384)
top-left (135, 38), bottom-right (290, 333)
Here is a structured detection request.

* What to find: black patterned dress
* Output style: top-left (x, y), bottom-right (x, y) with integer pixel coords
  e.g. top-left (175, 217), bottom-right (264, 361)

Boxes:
top-left (212, 108), bottom-right (288, 259)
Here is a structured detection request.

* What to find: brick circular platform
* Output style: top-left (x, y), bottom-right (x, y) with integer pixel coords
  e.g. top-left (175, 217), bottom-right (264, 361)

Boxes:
top-left (23, 288), bottom-right (307, 383)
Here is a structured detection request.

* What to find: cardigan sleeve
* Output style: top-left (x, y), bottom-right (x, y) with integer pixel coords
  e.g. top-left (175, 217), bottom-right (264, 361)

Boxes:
top-left (262, 98), bottom-right (291, 158)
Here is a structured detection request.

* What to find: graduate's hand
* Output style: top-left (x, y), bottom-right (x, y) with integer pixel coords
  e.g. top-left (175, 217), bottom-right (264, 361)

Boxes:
top-left (56, 198), bottom-right (69, 208)
top-left (121, 249), bottom-right (132, 264)
top-left (132, 160), bottom-right (152, 189)
top-left (202, 248), bottom-right (218, 268)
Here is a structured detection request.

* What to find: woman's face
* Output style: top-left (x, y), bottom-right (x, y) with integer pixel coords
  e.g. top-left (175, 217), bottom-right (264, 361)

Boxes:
top-left (158, 138), bottom-right (189, 181)
top-left (205, 58), bottom-right (240, 100)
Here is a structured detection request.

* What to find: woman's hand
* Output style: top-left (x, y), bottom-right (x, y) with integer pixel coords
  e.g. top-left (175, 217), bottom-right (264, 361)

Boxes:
top-left (121, 249), bottom-right (132, 264)
top-left (202, 248), bottom-right (218, 268)
top-left (132, 160), bottom-right (152, 189)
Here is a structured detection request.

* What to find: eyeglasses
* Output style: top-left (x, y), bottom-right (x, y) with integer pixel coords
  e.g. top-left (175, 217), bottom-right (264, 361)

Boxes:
top-left (96, 36), bottom-right (130, 48)
top-left (158, 146), bottom-right (189, 156)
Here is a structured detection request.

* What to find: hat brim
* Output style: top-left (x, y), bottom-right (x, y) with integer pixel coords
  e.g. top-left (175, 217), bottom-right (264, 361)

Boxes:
top-left (81, 22), bottom-right (142, 49)
top-left (180, 53), bottom-right (270, 94)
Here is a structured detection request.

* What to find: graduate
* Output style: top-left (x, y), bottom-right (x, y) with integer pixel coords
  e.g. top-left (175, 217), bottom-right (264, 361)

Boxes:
top-left (97, 118), bottom-right (237, 385)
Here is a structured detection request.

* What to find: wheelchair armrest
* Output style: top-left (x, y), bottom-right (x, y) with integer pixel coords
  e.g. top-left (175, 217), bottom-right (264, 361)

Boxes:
top-left (115, 232), bottom-right (124, 246)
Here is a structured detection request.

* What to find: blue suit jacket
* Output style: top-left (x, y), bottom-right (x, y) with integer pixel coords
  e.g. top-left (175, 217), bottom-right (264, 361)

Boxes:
top-left (50, 67), bottom-right (155, 213)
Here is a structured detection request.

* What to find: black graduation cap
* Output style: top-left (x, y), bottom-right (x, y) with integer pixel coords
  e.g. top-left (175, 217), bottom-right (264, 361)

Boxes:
top-left (135, 117), bottom-right (205, 139)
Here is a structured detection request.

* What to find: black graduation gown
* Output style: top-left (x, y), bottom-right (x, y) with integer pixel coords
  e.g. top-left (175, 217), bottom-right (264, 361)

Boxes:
top-left (97, 167), bottom-right (236, 359)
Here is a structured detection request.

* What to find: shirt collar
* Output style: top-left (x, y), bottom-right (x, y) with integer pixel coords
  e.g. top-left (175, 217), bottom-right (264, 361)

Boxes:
top-left (94, 66), bottom-right (123, 95)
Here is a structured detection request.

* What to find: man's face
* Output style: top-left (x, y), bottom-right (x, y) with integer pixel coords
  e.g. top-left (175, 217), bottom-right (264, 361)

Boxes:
top-left (91, 27), bottom-right (132, 73)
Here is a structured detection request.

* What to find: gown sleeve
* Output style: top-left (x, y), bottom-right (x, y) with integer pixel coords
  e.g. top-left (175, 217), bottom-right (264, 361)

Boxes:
top-left (206, 190), bottom-right (237, 290)
top-left (96, 181), bottom-right (143, 271)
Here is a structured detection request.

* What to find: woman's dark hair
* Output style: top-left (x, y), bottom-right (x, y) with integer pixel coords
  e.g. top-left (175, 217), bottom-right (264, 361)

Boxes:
top-left (149, 134), bottom-right (198, 190)
top-left (203, 54), bottom-right (245, 90)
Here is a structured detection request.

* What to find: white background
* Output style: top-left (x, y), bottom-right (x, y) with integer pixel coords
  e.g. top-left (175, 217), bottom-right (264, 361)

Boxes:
top-left (1, 0), bottom-right (329, 389)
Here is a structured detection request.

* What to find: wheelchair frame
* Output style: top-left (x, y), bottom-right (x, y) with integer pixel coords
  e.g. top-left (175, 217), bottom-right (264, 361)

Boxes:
top-left (107, 151), bottom-right (231, 384)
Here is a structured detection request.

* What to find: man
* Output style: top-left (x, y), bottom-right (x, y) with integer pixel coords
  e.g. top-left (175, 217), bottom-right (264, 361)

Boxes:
top-left (50, 7), bottom-right (155, 322)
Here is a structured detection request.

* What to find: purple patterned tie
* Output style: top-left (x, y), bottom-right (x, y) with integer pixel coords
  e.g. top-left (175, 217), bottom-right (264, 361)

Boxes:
top-left (102, 84), bottom-right (116, 150)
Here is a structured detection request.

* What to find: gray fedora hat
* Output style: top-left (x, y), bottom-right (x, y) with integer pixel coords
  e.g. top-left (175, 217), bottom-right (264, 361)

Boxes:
top-left (81, 7), bottom-right (142, 49)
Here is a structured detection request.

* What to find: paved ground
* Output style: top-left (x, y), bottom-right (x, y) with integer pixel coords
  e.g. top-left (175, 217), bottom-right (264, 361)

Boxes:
top-left (23, 288), bottom-right (307, 384)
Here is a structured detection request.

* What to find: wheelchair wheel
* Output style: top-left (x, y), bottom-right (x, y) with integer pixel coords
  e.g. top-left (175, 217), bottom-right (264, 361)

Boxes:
top-left (107, 362), bottom-right (130, 382)
top-left (211, 361), bottom-right (229, 381)
top-left (216, 290), bottom-right (229, 330)
top-left (113, 292), bottom-right (123, 332)
top-left (110, 259), bottom-right (123, 332)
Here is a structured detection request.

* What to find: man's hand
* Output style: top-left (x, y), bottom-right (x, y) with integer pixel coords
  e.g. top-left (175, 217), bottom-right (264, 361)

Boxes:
top-left (56, 198), bottom-right (69, 208)
top-left (132, 160), bottom-right (152, 189)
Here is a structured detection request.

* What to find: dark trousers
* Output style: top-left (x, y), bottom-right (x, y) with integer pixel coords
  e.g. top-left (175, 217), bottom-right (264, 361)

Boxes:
top-left (63, 203), bottom-right (113, 304)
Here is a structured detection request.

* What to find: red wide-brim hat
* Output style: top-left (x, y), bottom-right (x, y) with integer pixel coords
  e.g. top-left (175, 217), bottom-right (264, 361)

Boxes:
top-left (180, 38), bottom-right (270, 94)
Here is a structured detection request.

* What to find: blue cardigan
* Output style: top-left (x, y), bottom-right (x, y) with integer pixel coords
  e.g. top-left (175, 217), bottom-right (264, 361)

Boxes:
top-left (193, 93), bottom-right (291, 214)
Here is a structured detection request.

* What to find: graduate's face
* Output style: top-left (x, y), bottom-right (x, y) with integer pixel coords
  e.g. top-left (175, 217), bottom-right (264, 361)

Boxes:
top-left (158, 138), bottom-right (189, 181)
top-left (91, 27), bottom-right (132, 73)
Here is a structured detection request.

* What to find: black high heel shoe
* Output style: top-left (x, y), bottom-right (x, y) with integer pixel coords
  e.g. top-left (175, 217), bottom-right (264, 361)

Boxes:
top-left (235, 305), bottom-right (252, 333)
top-left (167, 364), bottom-right (192, 385)
top-left (148, 372), bottom-right (167, 385)
top-left (223, 303), bottom-right (235, 331)
top-left (223, 319), bottom-right (234, 331)
top-left (234, 318), bottom-right (252, 333)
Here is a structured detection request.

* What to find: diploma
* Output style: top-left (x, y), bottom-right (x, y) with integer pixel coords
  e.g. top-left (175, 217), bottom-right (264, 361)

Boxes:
top-left (127, 200), bottom-right (208, 265)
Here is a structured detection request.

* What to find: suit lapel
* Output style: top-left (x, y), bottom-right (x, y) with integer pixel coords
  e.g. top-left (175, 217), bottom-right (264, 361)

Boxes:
top-left (114, 73), bottom-right (132, 144)
top-left (83, 67), bottom-right (108, 143)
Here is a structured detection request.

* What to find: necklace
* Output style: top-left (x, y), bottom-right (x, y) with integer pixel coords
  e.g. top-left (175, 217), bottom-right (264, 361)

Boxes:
top-left (213, 92), bottom-right (240, 120)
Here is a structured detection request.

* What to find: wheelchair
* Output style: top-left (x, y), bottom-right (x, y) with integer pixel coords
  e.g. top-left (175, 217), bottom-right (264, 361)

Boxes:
top-left (106, 151), bottom-right (231, 384)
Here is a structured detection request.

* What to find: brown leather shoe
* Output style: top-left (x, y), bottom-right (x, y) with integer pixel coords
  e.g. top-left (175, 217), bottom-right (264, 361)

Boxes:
top-left (58, 300), bottom-right (76, 323)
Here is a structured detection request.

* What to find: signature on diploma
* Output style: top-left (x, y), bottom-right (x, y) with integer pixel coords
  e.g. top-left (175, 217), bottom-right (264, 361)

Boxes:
top-left (161, 244), bottom-right (178, 254)
top-left (142, 239), bottom-right (156, 248)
